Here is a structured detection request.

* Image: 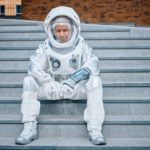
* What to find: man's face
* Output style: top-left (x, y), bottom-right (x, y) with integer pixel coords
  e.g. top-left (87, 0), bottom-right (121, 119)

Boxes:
top-left (53, 24), bottom-right (71, 43)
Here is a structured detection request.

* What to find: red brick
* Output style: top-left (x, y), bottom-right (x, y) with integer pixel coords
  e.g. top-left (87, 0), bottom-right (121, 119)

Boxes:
top-left (22, 0), bottom-right (150, 26)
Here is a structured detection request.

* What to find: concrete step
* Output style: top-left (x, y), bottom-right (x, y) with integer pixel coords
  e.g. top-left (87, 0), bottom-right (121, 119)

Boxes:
top-left (0, 49), bottom-right (150, 60)
top-left (0, 31), bottom-right (131, 40)
top-left (0, 31), bottom-right (130, 39)
top-left (1, 69), bottom-right (150, 73)
top-left (0, 137), bottom-right (150, 150)
top-left (1, 56), bottom-right (150, 61)
top-left (95, 49), bottom-right (150, 59)
top-left (0, 25), bottom-right (44, 32)
top-left (0, 115), bottom-right (150, 138)
top-left (0, 49), bottom-right (150, 61)
top-left (0, 86), bottom-right (150, 98)
top-left (0, 99), bottom-right (150, 116)
top-left (131, 27), bottom-right (150, 37)
top-left (0, 19), bottom-right (40, 24)
top-left (0, 38), bottom-right (150, 48)
top-left (82, 24), bottom-right (131, 32)
top-left (98, 60), bottom-right (150, 71)
top-left (0, 60), bottom-right (150, 71)
top-left (1, 37), bottom-right (150, 41)
top-left (1, 82), bottom-right (150, 88)
top-left (88, 38), bottom-right (150, 47)
top-left (1, 97), bottom-right (150, 103)
top-left (1, 49), bottom-right (150, 60)
top-left (1, 45), bottom-right (150, 50)
top-left (0, 50), bottom-right (34, 60)
top-left (0, 24), bottom-right (130, 32)
top-left (101, 72), bottom-right (150, 83)
top-left (1, 72), bottom-right (150, 84)
top-left (0, 32), bottom-right (47, 39)
top-left (1, 20), bottom-right (150, 38)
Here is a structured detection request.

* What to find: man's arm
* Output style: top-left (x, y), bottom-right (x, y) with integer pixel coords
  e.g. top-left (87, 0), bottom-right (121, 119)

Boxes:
top-left (63, 67), bottom-right (91, 89)
top-left (28, 44), bottom-right (52, 83)
top-left (63, 42), bottom-right (99, 89)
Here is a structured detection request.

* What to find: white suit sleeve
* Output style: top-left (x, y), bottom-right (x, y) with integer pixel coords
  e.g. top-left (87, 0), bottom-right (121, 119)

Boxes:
top-left (63, 41), bottom-right (99, 89)
top-left (28, 44), bottom-right (52, 83)
top-left (81, 42), bottom-right (99, 76)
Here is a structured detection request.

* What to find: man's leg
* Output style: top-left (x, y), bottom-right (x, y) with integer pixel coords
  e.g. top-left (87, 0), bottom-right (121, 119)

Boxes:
top-left (84, 75), bottom-right (106, 145)
top-left (15, 76), bottom-right (41, 145)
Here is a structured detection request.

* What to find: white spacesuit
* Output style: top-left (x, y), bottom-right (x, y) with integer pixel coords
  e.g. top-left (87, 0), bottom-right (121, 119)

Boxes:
top-left (15, 6), bottom-right (106, 145)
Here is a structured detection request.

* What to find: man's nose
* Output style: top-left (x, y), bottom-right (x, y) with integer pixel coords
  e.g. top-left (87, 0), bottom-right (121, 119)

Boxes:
top-left (60, 31), bottom-right (64, 36)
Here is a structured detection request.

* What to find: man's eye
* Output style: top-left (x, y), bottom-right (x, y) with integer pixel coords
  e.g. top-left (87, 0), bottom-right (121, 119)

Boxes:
top-left (63, 29), bottom-right (68, 32)
top-left (56, 30), bottom-right (61, 32)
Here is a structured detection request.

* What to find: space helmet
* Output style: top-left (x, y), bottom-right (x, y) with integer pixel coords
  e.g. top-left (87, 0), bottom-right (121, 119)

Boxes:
top-left (44, 6), bottom-right (80, 49)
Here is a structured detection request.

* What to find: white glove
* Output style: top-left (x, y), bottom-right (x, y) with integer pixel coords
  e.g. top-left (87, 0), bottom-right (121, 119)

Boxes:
top-left (44, 81), bottom-right (63, 99)
top-left (61, 84), bottom-right (74, 99)
top-left (41, 72), bottom-right (52, 83)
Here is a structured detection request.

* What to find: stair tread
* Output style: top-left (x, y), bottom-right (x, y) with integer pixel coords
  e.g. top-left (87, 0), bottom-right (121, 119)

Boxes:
top-left (1, 69), bottom-right (150, 73)
top-left (0, 26), bottom-right (130, 32)
top-left (0, 82), bottom-right (150, 88)
top-left (1, 57), bottom-right (150, 61)
top-left (1, 48), bottom-right (150, 51)
top-left (0, 114), bottom-right (150, 124)
top-left (0, 46), bottom-right (150, 50)
top-left (0, 97), bottom-right (150, 103)
top-left (1, 37), bottom-right (150, 40)
top-left (0, 137), bottom-right (150, 148)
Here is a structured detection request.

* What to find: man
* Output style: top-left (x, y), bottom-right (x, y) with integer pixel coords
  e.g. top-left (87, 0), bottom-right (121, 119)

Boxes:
top-left (15, 6), bottom-right (106, 145)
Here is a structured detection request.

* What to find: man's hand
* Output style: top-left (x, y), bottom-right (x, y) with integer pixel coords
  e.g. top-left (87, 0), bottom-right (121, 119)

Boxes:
top-left (44, 81), bottom-right (63, 99)
top-left (60, 84), bottom-right (74, 99)
top-left (44, 80), bottom-right (74, 99)
top-left (41, 73), bottom-right (52, 83)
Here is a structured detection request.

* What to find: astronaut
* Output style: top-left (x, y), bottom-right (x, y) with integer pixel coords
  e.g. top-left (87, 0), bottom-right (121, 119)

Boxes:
top-left (15, 6), bottom-right (106, 145)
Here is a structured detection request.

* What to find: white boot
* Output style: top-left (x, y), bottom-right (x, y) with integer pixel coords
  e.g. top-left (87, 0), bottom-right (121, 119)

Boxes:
top-left (15, 121), bottom-right (38, 145)
top-left (89, 130), bottom-right (106, 145)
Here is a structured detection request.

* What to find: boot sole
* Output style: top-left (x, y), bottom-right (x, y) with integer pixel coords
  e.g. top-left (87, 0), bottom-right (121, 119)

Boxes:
top-left (15, 134), bottom-right (38, 145)
top-left (89, 136), bottom-right (107, 145)
top-left (91, 140), bottom-right (107, 145)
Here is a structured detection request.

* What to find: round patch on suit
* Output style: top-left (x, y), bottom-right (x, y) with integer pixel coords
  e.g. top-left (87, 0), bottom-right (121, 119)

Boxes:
top-left (52, 59), bottom-right (61, 68)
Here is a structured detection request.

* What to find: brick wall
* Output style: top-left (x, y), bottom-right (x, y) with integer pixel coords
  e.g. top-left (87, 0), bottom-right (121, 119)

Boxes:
top-left (22, 0), bottom-right (150, 26)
